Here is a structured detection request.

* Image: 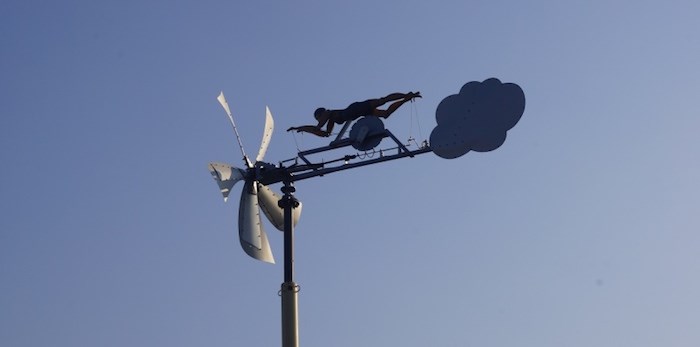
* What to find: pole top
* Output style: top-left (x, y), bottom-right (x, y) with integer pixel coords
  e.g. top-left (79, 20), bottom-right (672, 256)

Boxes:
top-left (281, 183), bottom-right (296, 195)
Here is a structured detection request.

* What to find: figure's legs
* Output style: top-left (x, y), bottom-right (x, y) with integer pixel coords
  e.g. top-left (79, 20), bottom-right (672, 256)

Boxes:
top-left (373, 98), bottom-right (410, 118)
top-left (372, 92), bottom-right (421, 118)
top-left (367, 93), bottom-right (409, 108)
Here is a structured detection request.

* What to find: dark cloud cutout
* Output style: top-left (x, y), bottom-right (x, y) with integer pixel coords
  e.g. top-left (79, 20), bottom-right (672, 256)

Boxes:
top-left (430, 78), bottom-right (525, 159)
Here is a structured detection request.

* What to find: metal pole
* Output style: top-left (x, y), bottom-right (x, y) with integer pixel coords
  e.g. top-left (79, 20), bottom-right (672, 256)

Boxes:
top-left (279, 181), bottom-right (300, 347)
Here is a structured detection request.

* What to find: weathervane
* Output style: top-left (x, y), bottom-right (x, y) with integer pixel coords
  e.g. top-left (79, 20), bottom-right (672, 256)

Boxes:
top-left (208, 78), bottom-right (525, 347)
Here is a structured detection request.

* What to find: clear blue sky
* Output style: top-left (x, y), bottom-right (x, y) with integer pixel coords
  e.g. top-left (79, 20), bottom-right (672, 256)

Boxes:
top-left (2, 1), bottom-right (699, 346)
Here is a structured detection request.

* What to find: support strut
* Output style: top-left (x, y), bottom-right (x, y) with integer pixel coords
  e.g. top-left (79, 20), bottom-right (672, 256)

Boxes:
top-left (279, 182), bottom-right (300, 347)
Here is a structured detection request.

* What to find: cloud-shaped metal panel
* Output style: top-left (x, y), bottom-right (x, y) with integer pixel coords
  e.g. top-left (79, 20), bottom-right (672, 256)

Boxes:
top-left (430, 78), bottom-right (525, 159)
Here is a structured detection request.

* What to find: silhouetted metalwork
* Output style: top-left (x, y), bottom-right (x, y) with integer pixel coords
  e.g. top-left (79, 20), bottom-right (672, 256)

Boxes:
top-left (208, 78), bottom-right (525, 347)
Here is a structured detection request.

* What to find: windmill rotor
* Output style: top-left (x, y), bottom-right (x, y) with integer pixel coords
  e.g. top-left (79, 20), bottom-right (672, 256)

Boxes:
top-left (209, 92), bottom-right (302, 264)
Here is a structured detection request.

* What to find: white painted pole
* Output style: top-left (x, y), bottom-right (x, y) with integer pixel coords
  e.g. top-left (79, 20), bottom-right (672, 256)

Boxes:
top-left (281, 282), bottom-right (299, 347)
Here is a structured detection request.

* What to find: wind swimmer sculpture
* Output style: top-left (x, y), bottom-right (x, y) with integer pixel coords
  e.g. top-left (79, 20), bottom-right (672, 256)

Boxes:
top-left (208, 78), bottom-right (525, 347)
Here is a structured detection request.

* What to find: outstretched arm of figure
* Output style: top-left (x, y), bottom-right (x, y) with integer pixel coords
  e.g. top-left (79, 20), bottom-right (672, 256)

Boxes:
top-left (287, 125), bottom-right (331, 137)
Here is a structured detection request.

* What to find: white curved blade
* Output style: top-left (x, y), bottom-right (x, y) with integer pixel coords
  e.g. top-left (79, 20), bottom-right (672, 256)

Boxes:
top-left (217, 91), bottom-right (232, 117)
top-left (217, 92), bottom-right (252, 168)
top-left (238, 181), bottom-right (275, 264)
top-left (208, 162), bottom-right (245, 202)
top-left (255, 106), bottom-right (274, 163)
top-left (257, 183), bottom-right (302, 231)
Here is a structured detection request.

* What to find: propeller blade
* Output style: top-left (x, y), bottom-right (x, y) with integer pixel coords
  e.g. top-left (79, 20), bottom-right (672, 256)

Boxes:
top-left (217, 91), bottom-right (252, 168)
top-left (208, 162), bottom-right (246, 202)
top-left (255, 106), bottom-right (274, 163)
top-left (257, 183), bottom-right (302, 231)
top-left (238, 180), bottom-right (275, 264)
top-left (217, 91), bottom-right (232, 117)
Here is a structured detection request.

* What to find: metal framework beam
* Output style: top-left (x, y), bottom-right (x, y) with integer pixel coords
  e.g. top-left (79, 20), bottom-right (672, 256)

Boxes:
top-left (257, 130), bottom-right (432, 186)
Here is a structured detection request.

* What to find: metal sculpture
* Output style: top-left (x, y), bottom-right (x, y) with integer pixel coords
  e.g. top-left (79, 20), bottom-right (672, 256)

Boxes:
top-left (208, 78), bottom-right (526, 347)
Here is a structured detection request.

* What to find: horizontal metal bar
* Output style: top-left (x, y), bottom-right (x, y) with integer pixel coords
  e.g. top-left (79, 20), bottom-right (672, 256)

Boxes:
top-left (289, 146), bottom-right (432, 182)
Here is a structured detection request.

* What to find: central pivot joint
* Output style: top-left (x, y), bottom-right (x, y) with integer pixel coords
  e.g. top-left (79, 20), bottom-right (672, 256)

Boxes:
top-left (279, 184), bottom-right (300, 210)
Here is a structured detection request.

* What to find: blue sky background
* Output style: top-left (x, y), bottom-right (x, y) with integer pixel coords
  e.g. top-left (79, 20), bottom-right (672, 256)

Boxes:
top-left (2, 1), bottom-right (699, 346)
